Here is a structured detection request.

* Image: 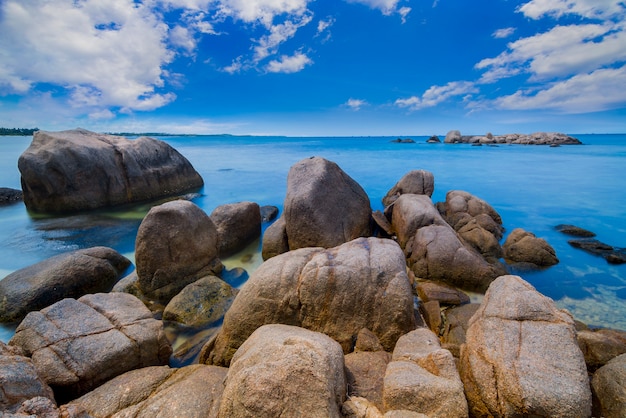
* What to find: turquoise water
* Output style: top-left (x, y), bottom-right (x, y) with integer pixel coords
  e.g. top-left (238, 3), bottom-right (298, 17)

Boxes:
top-left (1, 134), bottom-right (625, 341)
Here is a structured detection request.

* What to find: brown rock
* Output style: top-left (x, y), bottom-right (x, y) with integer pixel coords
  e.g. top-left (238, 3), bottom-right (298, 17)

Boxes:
top-left (355, 328), bottom-right (385, 352)
top-left (419, 300), bottom-right (442, 334)
top-left (503, 228), bottom-right (559, 267)
top-left (460, 275), bottom-right (591, 417)
top-left (591, 353), bottom-right (626, 418)
top-left (382, 170), bottom-right (435, 207)
top-left (201, 237), bottom-right (415, 366)
top-left (210, 201), bottom-right (261, 257)
top-left (260, 216), bottom-right (289, 260)
top-left (218, 324), bottom-right (346, 417)
top-left (345, 351), bottom-right (392, 411)
top-left (135, 200), bottom-right (221, 303)
top-left (578, 328), bottom-right (626, 371)
top-left (416, 281), bottom-right (470, 306)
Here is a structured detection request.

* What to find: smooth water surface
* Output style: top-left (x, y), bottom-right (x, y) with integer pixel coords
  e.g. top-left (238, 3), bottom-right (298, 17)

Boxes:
top-left (1, 134), bottom-right (625, 341)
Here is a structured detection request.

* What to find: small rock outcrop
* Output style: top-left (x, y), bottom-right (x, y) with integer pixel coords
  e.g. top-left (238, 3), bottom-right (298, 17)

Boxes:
top-left (460, 275), bottom-right (591, 417)
top-left (201, 237), bottom-right (416, 366)
top-left (445, 130), bottom-right (462, 143)
top-left (9, 292), bottom-right (172, 402)
top-left (63, 364), bottom-right (228, 417)
top-left (278, 157), bottom-right (372, 253)
top-left (0, 246), bottom-right (130, 323)
top-left (18, 129), bottom-right (203, 213)
top-left (135, 200), bottom-right (222, 303)
top-left (210, 201), bottom-right (261, 257)
top-left (382, 170), bottom-right (435, 207)
top-left (503, 228), bottom-right (559, 267)
top-left (383, 328), bottom-right (468, 417)
top-left (218, 324), bottom-right (346, 418)
top-left (0, 187), bottom-right (23, 205)
top-left (443, 131), bottom-right (581, 145)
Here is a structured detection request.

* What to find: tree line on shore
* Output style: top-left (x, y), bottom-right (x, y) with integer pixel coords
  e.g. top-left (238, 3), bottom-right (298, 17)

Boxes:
top-left (0, 127), bottom-right (39, 136)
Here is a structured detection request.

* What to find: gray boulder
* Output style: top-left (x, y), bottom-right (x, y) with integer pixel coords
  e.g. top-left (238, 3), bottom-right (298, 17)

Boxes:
top-left (460, 275), bottom-right (591, 417)
top-left (135, 200), bottom-right (222, 303)
top-left (591, 353), bottom-right (626, 418)
top-left (390, 194), bottom-right (446, 249)
top-left (444, 130), bottom-right (462, 143)
top-left (18, 129), bottom-right (203, 213)
top-left (9, 292), bottom-right (171, 401)
top-left (210, 201), bottom-right (261, 257)
top-left (261, 216), bottom-right (289, 260)
top-left (382, 170), bottom-right (435, 207)
top-left (283, 157), bottom-right (372, 251)
top-left (201, 237), bottom-right (415, 366)
top-left (218, 324), bottom-right (346, 418)
top-left (383, 328), bottom-right (468, 417)
top-left (0, 342), bottom-right (56, 415)
top-left (162, 275), bottom-right (238, 328)
top-left (503, 228), bottom-right (559, 267)
top-left (63, 364), bottom-right (227, 418)
top-left (0, 246), bottom-right (130, 323)
top-left (0, 187), bottom-right (23, 205)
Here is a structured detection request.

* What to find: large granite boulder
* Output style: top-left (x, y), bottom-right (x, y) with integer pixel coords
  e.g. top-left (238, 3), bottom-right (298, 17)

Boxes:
top-left (9, 292), bottom-right (171, 402)
top-left (135, 200), bottom-right (221, 303)
top-left (63, 364), bottom-right (227, 417)
top-left (383, 328), bottom-right (468, 417)
top-left (210, 201), bottom-right (261, 257)
top-left (261, 216), bottom-right (289, 260)
top-left (162, 275), bottom-right (238, 328)
top-left (283, 157), bottom-right (372, 250)
top-left (0, 246), bottom-right (130, 323)
top-left (218, 324), bottom-right (346, 417)
top-left (382, 170), bottom-right (435, 207)
top-left (503, 228), bottom-right (559, 267)
top-left (0, 342), bottom-right (56, 415)
top-left (390, 194), bottom-right (447, 249)
top-left (438, 190), bottom-right (504, 260)
top-left (201, 237), bottom-right (416, 366)
top-left (18, 129), bottom-right (203, 213)
top-left (591, 353), bottom-right (626, 418)
top-left (460, 275), bottom-right (591, 417)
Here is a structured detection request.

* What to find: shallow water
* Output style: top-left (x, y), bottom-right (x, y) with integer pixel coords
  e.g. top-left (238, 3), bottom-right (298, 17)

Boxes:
top-left (1, 133), bottom-right (625, 341)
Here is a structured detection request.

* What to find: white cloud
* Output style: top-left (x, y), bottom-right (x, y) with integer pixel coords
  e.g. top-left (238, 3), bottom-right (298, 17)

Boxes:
top-left (0, 0), bottom-right (174, 112)
top-left (170, 25), bottom-right (197, 54)
top-left (518, 0), bottom-right (625, 20)
top-left (395, 81), bottom-right (478, 110)
top-left (476, 22), bottom-right (626, 83)
top-left (493, 65), bottom-right (626, 113)
top-left (345, 0), bottom-right (411, 19)
top-left (345, 98), bottom-right (368, 110)
top-left (253, 14), bottom-right (313, 62)
top-left (266, 52), bottom-right (312, 73)
top-left (493, 27), bottom-right (516, 39)
top-left (317, 17), bottom-right (336, 34)
top-left (216, 0), bottom-right (311, 27)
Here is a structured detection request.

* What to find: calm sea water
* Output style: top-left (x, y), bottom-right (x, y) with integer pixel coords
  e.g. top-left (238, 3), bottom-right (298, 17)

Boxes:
top-left (1, 134), bottom-right (625, 341)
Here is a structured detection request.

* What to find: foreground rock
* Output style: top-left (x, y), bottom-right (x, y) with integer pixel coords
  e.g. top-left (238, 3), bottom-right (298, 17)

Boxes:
top-left (18, 128), bottom-right (203, 213)
top-left (0, 246), bottom-right (130, 323)
top-left (135, 200), bottom-right (222, 303)
top-left (382, 170), bottom-right (434, 207)
top-left (210, 201), bottom-right (261, 257)
top-left (9, 292), bottom-right (171, 402)
top-left (503, 228), bottom-right (559, 267)
top-left (201, 237), bottom-right (416, 366)
top-left (219, 324), bottom-right (346, 418)
top-left (592, 353), bottom-right (626, 418)
top-left (63, 364), bottom-right (227, 417)
top-left (383, 328), bottom-right (468, 417)
top-left (263, 157), bottom-right (372, 257)
top-left (460, 275), bottom-right (591, 417)
top-left (0, 342), bottom-right (56, 415)
top-left (391, 194), bottom-right (505, 292)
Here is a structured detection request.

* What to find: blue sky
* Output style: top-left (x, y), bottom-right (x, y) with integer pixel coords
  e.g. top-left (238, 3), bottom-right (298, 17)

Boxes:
top-left (1, 0), bottom-right (625, 136)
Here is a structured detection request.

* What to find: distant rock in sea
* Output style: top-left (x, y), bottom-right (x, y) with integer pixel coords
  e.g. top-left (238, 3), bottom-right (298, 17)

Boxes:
top-left (390, 138), bottom-right (415, 143)
top-left (444, 130), bottom-right (582, 145)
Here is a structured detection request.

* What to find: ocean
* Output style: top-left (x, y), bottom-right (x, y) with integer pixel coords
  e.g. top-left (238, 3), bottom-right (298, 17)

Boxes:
top-left (1, 133), bottom-right (625, 342)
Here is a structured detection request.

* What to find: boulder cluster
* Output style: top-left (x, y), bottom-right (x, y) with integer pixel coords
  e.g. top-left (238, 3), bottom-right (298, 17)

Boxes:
top-left (1, 131), bottom-right (625, 417)
top-left (444, 130), bottom-right (582, 145)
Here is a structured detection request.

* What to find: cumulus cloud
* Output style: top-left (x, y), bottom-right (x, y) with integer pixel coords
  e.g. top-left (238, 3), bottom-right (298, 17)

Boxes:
top-left (345, 98), bottom-right (368, 110)
top-left (492, 27), bottom-right (516, 39)
top-left (395, 81), bottom-right (478, 110)
top-left (518, 0), bottom-right (625, 20)
top-left (345, 0), bottom-right (411, 20)
top-left (493, 65), bottom-right (626, 113)
top-left (0, 0), bottom-right (174, 112)
top-left (266, 52), bottom-right (312, 73)
top-left (215, 0), bottom-right (310, 27)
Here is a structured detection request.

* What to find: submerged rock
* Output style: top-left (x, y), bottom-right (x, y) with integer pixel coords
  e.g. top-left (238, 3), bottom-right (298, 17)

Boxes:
top-left (555, 224), bottom-right (596, 237)
top-left (18, 129), bottom-right (203, 213)
top-left (568, 238), bottom-right (626, 264)
top-left (460, 275), bottom-right (591, 417)
top-left (0, 246), bottom-right (130, 323)
top-left (201, 237), bottom-right (415, 366)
